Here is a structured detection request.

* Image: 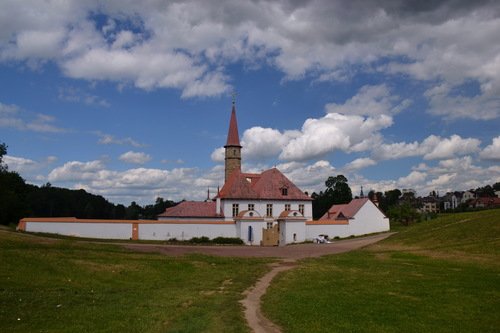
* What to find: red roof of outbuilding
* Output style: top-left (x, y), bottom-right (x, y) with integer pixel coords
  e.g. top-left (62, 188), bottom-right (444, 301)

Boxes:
top-left (158, 201), bottom-right (221, 218)
top-left (225, 104), bottom-right (241, 147)
top-left (320, 198), bottom-right (372, 220)
top-left (217, 168), bottom-right (311, 201)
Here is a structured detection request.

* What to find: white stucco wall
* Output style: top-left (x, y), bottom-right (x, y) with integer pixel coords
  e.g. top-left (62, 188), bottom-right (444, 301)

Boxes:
top-left (305, 201), bottom-right (389, 240)
top-left (138, 223), bottom-right (236, 241)
top-left (237, 220), bottom-right (267, 246)
top-left (279, 220), bottom-right (307, 245)
top-left (345, 202), bottom-right (389, 236)
top-left (25, 222), bottom-right (132, 239)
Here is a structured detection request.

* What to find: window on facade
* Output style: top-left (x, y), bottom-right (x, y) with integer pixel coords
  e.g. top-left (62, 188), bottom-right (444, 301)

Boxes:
top-left (281, 188), bottom-right (288, 196)
top-left (299, 204), bottom-right (304, 215)
top-left (248, 203), bottom-right (254, 211)
top-left (284, 204), bottom-right (291, 211)
top-left (266, 204), bottom-right (273, 217)
top-left (267, 222), bottom-right (273, 229)
top-left (232, 203), bottom-right (239, 217)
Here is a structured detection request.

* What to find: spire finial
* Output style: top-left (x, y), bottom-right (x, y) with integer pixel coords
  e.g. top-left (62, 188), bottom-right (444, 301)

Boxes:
top-left (232, 91), bottom-right (237, 105)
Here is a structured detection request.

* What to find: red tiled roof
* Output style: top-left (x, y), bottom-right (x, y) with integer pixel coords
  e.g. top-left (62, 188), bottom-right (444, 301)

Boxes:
top-left (158, 201), bottom-right (221, 218)
top-left (470, 197), bottom-right (500, 207)
top-left (217, 171), bottom-right (260, 199)
top-left (320, 198), bottom-right (371, 220)
top-left (217, 168), bottom-right (311, 201)
top-left (225, 104), bottom-right (241, 147)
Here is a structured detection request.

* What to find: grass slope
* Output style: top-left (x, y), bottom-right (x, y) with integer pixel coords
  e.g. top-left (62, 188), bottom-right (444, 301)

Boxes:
top-left (0, 231), bottom-right (270, 333)
top-left (263, 210), bottom-right (500, 333)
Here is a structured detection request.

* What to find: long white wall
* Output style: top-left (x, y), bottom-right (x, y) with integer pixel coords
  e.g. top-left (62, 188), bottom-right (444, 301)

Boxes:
top-left (138, 223), bottom-right (236, 241)
top-left (25, 222), bottom-right (132, 239)
top-left (21, 201), bottom-right (389, 244)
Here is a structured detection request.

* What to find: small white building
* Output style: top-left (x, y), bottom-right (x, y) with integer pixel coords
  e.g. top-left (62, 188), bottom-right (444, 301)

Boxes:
top-left (306, 198), bottom-right (389, 240)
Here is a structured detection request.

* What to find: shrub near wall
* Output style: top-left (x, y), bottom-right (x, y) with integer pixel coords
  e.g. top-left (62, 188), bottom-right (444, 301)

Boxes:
top-left (188, 236), bottom-right (244, 245)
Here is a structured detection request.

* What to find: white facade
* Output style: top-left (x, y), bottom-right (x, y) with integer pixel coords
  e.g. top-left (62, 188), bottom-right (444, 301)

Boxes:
top-left (306, 200), bottom-right (389, 240)
top-left (220, 199), bottom-right (312, 221)
top-left (462, 191), bottom-right (475, 203)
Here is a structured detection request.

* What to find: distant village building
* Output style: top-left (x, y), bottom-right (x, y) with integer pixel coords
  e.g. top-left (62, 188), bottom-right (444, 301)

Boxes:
top-left (462, 191), bottom-right (476, 204)
top-left (19, 101), bottom-right (390, 245)
top-left (468, 197), bottom-right (500, 209)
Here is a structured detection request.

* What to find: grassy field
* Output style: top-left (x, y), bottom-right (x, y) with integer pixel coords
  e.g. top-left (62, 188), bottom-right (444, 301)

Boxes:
top-left (0, 230), bottom-right (271, 333)
top-left (262, 210), bottom-right (500, 333)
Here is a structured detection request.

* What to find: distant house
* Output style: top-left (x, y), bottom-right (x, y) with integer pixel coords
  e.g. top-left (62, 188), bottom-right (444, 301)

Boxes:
top-left (468, 197), bottom-right (500, 209)
top-left (443, 192), bottom-right (460, 211)
top-left (462, 191), bottom-right (475, 204)
top-left (419, 196), bottom-right (439, 214)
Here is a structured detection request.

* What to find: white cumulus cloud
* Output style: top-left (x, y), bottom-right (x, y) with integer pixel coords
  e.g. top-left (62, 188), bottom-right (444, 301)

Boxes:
top-left (480, 136), bottom-right (500, 161)
top-left (119, 151), bottom-right (152, 164)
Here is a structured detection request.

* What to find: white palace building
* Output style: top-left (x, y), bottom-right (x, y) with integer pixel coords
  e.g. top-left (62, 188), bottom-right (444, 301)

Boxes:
top-left (18, 102), bottom-right (389, 245)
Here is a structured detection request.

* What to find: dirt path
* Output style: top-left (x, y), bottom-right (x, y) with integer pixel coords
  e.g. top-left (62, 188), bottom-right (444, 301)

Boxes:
top-left (122, 233), bottom-right (395, 259)
top-left (240, 259), bottom-right (297, 333)
top-left (237, 233), bottom-right (394, 333)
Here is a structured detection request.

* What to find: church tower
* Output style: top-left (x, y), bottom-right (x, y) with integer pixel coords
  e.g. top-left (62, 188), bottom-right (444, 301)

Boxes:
top-left (224, 101), bottom-right (242, 183)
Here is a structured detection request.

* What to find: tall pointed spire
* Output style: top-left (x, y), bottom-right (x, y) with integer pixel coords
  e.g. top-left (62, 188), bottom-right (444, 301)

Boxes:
top-left (224, 98), bottom-right (242, 183)
top-left (225, 103), bottom-right (241, 147)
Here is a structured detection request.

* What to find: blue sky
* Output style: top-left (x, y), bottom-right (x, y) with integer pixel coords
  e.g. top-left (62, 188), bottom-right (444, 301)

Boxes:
top-left (1, 0), bottom-right (499, 205)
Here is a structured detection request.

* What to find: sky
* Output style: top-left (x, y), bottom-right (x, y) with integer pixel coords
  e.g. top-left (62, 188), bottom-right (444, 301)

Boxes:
top-left (1, 0), bottom-right (499, 205)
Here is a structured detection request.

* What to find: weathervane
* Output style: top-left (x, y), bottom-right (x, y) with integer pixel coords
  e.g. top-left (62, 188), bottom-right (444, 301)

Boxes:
top-left (232, 90), bottom-right (237, 105)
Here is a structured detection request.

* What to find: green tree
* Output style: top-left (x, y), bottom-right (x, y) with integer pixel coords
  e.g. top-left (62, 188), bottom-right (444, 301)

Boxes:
top-left (312, 175), bottom-right (353, 219)
top-left (387, 203), bottom-right (420, 226)
top-left (0, 143), bottom-right (30, 225)
top-left (0, 142), bottom-right (7, 171)
top-left (379, 189), bottom-right (402, 212)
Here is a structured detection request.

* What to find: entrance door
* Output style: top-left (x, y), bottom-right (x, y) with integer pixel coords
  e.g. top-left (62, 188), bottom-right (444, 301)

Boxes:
top-left (261, 224), bottom-right (279, 246)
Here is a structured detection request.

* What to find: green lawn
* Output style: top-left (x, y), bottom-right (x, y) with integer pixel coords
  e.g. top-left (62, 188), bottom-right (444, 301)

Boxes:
top-left (262, 210), bottom-right (500, 333)
top-left (0, 231), bottom-right (271, 333)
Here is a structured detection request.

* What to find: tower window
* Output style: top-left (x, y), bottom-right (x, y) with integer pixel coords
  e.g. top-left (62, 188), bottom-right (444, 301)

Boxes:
top-left (232, 204), bottom-right (239, 217)
top-left (299, 204), bottom-right (304, 215)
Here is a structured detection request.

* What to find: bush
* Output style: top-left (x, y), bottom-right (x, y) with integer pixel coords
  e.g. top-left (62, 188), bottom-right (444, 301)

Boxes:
top-left (190, 236), bottom-right (211, 243)
top-left (211, 237), bottom-right (244, 245)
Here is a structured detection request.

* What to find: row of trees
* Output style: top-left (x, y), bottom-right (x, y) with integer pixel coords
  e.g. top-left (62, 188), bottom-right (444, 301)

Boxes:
top-left (0, 143), bottom-right (176, 225)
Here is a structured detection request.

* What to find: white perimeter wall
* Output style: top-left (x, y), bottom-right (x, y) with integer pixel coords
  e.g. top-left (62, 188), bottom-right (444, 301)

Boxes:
top-left (25, 222), bottom-right (132, 239)
top-left (139, 223), bottom-right (236, 241)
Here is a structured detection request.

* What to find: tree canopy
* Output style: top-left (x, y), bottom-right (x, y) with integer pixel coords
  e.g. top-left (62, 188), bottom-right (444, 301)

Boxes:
top-left (0, 142), bottom-right (177, 225)
top-left (312, 175), bottom-right (353, 220)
